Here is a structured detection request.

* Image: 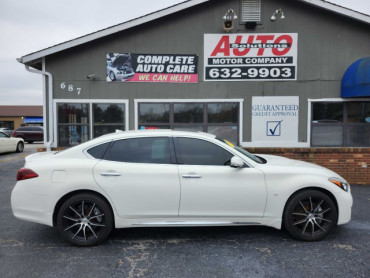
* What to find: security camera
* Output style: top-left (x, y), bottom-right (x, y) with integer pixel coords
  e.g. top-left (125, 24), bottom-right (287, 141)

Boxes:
top-left (87, 74), bottom-right (97, 80)
top-left (271, 9), bottom-right (285, 21)
top-left (223, 9), bottom-right (238, 32)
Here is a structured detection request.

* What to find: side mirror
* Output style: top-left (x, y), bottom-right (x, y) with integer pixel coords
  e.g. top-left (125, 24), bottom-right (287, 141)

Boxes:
top-left (230, 156), bottom-right (245, 168)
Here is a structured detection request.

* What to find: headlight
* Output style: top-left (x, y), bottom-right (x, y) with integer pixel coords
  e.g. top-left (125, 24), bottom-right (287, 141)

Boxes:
top-left (329, 177), bottom-right (350, 192)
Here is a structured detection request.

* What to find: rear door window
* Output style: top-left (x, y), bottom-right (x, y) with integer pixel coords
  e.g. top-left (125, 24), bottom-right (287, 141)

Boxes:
top-left (104, 137), bottom-right (171, 164)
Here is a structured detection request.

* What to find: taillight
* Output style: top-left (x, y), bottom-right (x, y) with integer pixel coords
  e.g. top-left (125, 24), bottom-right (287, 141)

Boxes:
top-left (16, 168), bottom-right (39, 181)
top-left (12, 132), bottom-right (15, 136)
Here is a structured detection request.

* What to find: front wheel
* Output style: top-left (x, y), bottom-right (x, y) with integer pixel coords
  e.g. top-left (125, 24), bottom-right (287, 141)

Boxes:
top-left (57, 193), bottom-right (113, 246)
top-left (283, 190), bottom-right (338, 241)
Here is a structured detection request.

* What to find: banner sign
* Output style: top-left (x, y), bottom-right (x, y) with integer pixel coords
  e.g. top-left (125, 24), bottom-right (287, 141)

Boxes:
top-left (252, 96), bottom-right (299, 142)
top-left (204, 33), bottom-right (298, 81)
top-left (106, 53), bottom-right (198, 83)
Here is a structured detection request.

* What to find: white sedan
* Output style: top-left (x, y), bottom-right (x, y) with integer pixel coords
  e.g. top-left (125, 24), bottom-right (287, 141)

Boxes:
top-left (11, 130), bottom-right (352, 246)
top-left (0, 131), bottom-right (24, 154)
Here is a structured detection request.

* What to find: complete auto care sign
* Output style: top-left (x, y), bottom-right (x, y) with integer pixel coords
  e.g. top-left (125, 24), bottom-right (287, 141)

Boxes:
top-left (204, 33), bottom-right (297, 81)
top-left (107, 53), bottom-right (198, 83)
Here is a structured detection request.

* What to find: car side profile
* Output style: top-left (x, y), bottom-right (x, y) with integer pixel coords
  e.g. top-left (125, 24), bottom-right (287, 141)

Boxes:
top-left (13, 126), bottom-right (43, 143)
top-left (11, 130), bottom-right (352, 246)
top-left (0, 131), bottom-right (24, 154)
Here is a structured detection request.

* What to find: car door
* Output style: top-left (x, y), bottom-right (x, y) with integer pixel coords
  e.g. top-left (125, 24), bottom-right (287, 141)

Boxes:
top-left (175, 137), bottom-right (267, 218)
top-left (93, 136), bottom-right (180, 218)
top-left (0, 132), bottom-right (12, 152)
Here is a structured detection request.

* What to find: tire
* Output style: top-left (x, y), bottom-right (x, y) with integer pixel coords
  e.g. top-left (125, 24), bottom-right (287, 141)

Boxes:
top-left (27, 141), bottom-right (34, 144)
top-left (283, 190), bottom-right (338, 241)
top-left (16, 142), bottom-right (24, 153)
top-left (57, 193), bottom-right (113, 246)
top-left (109, 71), bottom-right (116, 81)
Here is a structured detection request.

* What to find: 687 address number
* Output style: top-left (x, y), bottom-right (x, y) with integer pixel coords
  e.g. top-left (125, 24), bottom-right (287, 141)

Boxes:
top-left (205, 66), bottom-right (296, 80)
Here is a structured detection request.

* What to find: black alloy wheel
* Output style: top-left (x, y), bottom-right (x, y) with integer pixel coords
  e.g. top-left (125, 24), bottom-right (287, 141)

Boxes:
top-left (16, 142), bottom-right (24, 153)
top-left (283, 190), bottom-right (338, 241)
top-left (57, 193), bottom-right (113, 246)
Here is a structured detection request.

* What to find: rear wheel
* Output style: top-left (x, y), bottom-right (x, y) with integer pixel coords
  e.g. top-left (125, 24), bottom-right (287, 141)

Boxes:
top-left (57, 193), bottom-right (113, 246)
top-left (16, 142), bottom-right (24, 153)
top-left (283, 190), bottom-right (337, 241)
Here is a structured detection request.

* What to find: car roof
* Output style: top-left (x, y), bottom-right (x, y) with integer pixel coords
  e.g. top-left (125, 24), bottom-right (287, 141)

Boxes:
top-left (101, 129), bottom-right (216, 140)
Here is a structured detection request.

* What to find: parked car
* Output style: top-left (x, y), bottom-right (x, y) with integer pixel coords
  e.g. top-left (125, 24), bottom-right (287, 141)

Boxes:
top-left (0, 127), bottom-right (12, 135)
top-left (13, 126), bottom-right (43, 143)
top-left (107, 54), bottom-right (135, 81)
top-left (0, 131), bottom-right (24, 153)
top-left (11, 130), bottom-right (352, 246)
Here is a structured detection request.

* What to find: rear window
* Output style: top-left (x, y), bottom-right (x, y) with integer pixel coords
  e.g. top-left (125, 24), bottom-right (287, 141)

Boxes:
top-left (87, 142), bottom-right (111, 159)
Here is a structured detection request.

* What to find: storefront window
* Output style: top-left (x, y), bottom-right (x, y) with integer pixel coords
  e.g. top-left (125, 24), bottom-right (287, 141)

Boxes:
top-left (58, 103), bottom-right (89, 147)
top-left (174, 103), bottom-right (203, 123)
top-left (311, 102), bottom-right (370, 147)
top-left (207, 103), bottom-right (238, 123)
top-left (93, 103), bottom-right (125, 137)
top-left (139, 103), bottom-right (170, 123)
top-left (138, 102), bottom-right (239, 144)
top-left (58, 102), bottom-right (126, 147)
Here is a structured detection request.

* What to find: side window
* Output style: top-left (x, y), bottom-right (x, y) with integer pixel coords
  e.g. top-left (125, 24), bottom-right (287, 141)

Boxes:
top-left (104, 137), bottom-right (171, 164)
top-left (175, 137), bottom-right (233, 166)
top-left (87, 142), bottom-right (111, 159)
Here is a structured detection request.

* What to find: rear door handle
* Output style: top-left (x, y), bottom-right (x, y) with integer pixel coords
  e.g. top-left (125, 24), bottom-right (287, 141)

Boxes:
top-left (100, 172), bottom-right (121, 177)
top-left (182, 175), bottom-right (202, 179)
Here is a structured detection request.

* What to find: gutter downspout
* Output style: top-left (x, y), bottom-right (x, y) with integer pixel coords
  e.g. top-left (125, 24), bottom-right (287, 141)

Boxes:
top-left (17, 58), bottom-right (54, 151)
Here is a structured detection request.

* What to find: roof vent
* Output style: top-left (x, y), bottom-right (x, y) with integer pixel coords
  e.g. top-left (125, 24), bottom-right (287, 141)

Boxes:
top-left (241, 0), bottom-right (261, 22)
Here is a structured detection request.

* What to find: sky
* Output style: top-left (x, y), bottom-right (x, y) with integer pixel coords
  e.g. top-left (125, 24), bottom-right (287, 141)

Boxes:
top-left (0, 0), bottom-right (369, 106)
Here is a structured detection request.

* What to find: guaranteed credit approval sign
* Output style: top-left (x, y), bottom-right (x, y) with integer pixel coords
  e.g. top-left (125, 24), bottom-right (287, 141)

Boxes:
top-left (204, 33), bottom-right (297, 81)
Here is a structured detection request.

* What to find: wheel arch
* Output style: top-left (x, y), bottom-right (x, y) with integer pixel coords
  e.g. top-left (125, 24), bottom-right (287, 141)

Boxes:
top-left (53, 189), bottom-right (115, 228)
top-left (282, 186), bottom-right (339, 226)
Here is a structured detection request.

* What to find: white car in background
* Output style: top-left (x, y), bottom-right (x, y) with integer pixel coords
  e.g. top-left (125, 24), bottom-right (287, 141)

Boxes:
top-left (11, 130), bottom-right (352, 246)
top-left (0, 131), bottom-right (24, 154)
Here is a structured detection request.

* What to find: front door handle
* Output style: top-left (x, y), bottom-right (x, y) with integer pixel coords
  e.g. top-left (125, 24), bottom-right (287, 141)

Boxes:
top-left (182, 174), bottom-right (202, 179)
top-left (100, 172), bottom-right (121, 177)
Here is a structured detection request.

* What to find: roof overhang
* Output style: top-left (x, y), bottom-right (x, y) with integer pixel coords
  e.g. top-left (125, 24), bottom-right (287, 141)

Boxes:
top-left (17, 0), bottom-right (210, 65)
top-left (17, 0), bottom-right (370, 66)
top-left (297, 0), bottom-right (370, 24)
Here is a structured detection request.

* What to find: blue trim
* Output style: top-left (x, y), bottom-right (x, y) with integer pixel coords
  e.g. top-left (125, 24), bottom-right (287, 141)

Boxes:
top-left (341, 57), bottom-right (370, 98)
top-left (23, 117), bottom-right (43, 123)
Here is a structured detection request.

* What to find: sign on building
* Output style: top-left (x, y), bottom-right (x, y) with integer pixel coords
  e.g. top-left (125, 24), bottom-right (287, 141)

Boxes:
top-left (107, 53), bottom-right (198, 83)
top-left (204, 33), bottom-right (298, 81)
top-left (252, 96), bottom-right (299, 142)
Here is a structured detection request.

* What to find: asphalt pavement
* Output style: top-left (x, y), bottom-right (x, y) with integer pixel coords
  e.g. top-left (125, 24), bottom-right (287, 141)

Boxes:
top-left (0, 143), bottom-right (369, 278)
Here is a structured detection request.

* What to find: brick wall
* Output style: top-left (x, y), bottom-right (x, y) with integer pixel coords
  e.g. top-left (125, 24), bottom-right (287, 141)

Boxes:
top-left (245, 148), bottom-right (370, 185)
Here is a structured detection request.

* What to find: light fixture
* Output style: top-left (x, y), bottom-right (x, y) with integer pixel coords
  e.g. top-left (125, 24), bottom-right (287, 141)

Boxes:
top-left (222, 9), bottom-right (238, 32)
top-left (86, 74), bottom-right (98, 80)
top-left (270, 9), bottom-right (285, 22)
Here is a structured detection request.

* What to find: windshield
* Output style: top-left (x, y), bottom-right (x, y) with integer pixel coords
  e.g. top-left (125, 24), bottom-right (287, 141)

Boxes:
top-left (217, 138), bottom-right (266, 164)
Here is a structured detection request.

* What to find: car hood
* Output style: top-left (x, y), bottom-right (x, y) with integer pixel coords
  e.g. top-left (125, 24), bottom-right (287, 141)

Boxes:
top-left (255, 154), bottom-right (341, 178)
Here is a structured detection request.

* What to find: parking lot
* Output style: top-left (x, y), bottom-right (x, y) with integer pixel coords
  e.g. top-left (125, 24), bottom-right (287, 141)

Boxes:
top-left (0, 144), bottom-right (369, 278)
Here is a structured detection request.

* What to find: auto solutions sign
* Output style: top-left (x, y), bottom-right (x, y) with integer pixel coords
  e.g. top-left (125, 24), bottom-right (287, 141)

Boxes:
top-left (107, 53), bottom-right (198, 83)
top-left (204, 33), bottom-right (297, 81)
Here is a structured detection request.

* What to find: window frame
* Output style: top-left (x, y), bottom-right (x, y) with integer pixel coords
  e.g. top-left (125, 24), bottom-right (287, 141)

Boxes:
top-left (54, 99), bottom-right (129, 147)
top-left (173, 136), bottom-right (236, 166)
top-left (310, 100), bottom-right (370, 147)
top-left (135, 99), bottom-right (242, 145)
top-left (103, 136), bottom-right (175, 165)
